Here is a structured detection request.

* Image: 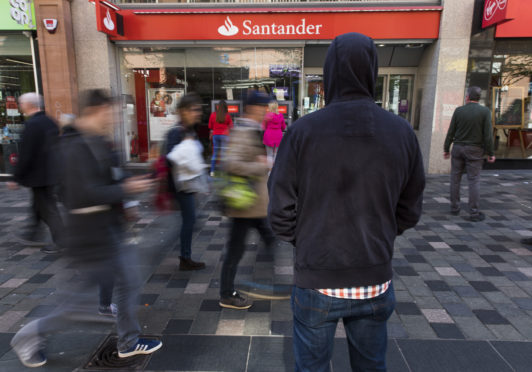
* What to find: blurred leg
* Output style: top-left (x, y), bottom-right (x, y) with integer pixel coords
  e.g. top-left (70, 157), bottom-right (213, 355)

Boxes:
top-left (220, 218), bottom-right (249, 297)
top-left (176, 192), bottom-right (196, 259)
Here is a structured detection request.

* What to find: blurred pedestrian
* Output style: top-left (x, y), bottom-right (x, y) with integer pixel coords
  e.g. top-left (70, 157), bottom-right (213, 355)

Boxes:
top-left (219, 91), bottom-right (276, 310)
top-left (10, 90), bottom-right (161, 368)
top-left (268, 33), bottom-right (425, 371)
top-left (262, 100), bottom-right (286, 166)
top-left (209, 100), bottom-right (233, 176)
top-left (165, 93), bottom-right (206, 271)
top-left (7, 93), bottom-right (64, 254)
top-left (444, 86), bottom-right (496, 222)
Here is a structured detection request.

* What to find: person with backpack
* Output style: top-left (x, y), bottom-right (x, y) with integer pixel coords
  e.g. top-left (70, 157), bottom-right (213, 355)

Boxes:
top-left (166, 93), bottom-right (206, 271)
top-left (209, 100), bottom-right (233, 176)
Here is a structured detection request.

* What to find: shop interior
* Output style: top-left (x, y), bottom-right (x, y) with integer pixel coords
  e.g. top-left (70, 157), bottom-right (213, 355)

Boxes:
top-left (0, 33), bottom-right (36, 174)
top-left (119, 46), bottom-right (303, 162)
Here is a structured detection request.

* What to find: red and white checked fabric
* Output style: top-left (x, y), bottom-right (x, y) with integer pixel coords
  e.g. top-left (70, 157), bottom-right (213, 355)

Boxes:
top-left (318, 280), bottom-right (391, 299)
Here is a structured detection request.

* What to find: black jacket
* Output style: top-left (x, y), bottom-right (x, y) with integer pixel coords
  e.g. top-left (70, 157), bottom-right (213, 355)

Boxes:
top-left (14, 111), bottom-right (60, 187)
top-left (268, 33), bottom-right (425, 289)
top-left (60, 127), bottom-right (125, 262)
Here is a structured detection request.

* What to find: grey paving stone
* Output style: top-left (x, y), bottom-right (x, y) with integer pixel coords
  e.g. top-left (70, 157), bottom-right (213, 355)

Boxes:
top-left (400, 315), bottom-right (437, 339)
top-left (189, 311), bottom-right (220, 334)
top-left (491, 341), bottom-right (532, 372)
top-left (453, 285), bottom-right (481, 298)
top-left (473, 310), bottom-right (510, 325)
top-left (469, 281), bottom-right (499, 292)
top-left (443, 303), bottom-right (475, 317)
top-left (430, 323), bottom-right (465, 339)
top-left (397, 339), bottom-right (512, 372)
top-left (511, 297), bottom-right (532, 310)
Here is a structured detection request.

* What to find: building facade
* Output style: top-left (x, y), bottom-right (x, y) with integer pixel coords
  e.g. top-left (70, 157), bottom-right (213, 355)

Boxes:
top-left (22, 0), bottom-right (526, 175)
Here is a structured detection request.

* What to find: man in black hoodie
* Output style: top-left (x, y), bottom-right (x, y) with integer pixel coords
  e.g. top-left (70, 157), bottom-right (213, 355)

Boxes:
top-left (268, 33), bottom-right (425, 371)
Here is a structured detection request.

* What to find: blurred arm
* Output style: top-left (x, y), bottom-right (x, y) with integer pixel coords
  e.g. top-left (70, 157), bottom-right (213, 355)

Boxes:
top-left (396, 135), bottom-right (425, 235)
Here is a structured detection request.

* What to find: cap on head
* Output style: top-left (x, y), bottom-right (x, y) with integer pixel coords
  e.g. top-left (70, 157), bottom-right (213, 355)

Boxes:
top-left (245, 91), bottom-right (270, 107)
top-left (81, 89), bottom-right (114, 110)
top-left (18, 92), bottom-right (43, 109)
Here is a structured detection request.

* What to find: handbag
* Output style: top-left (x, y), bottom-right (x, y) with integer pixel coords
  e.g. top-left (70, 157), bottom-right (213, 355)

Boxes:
top-left (218, 173), bottom-right (257, 210)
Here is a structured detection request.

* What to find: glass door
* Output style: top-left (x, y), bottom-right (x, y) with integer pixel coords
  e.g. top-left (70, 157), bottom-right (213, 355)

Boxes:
top-left (387, 75), bottom-right (414, 121)
top-left (375, 75), bottom-right (386, 108)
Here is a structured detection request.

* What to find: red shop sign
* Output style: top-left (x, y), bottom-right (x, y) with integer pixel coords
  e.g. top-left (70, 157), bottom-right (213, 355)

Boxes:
top-left (482, 0), bottom-right (510, 28)
top-left (109, 7), bottom-right (441, 41)
top-left (495, 0), bottom-right (532, 38)
top-left (227, 105), bottom-right (240, 114)
top-left (94, 0), bottom-right (119, 37)
top-left (278, 105), bottom-right (288, 114)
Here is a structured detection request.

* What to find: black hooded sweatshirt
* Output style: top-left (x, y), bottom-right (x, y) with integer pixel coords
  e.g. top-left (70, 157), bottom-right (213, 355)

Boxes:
top-left (268, 33), bottom-right (425, 289)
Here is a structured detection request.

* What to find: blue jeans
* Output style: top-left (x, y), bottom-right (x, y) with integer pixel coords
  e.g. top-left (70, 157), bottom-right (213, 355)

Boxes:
top-left (292, 283), bottom-right (395, 372)
top-left (176, 191), bottom-right (196, 259)
top-left (211, 135), bottom-right (227, 173)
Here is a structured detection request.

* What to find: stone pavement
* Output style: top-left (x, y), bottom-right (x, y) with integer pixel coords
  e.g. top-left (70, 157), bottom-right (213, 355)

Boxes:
top-left (1, 171), bottom-right (532, 371)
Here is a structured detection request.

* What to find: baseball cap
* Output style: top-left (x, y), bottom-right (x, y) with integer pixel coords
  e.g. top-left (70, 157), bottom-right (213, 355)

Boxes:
top-left (245, 91), bottom-right (270, 106)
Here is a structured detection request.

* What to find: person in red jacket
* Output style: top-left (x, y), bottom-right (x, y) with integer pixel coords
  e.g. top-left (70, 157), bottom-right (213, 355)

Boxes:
top-left (209, 100), bottom-right (233, 176)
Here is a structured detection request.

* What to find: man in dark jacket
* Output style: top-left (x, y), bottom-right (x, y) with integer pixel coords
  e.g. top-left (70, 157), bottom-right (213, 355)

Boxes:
top-left (268, 33), bottom-right (425, 371)
top-left (8, 93), bottom-right (63, 253)
top-left (10, 90), bottom-right (162, 368)
top-left (444, 86), bottom-right (496, 222)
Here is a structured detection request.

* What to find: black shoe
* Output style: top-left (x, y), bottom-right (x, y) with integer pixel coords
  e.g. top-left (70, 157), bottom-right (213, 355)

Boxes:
top-left (465, 212), bottom-right (485, 222)
top-left (40, 246), bottom-right (61, 255)
top-left (220, 291), bottom-right (252, 310)
top-left (179, 257), bottom-right (206, 271)
top-left (521, 237), bottom-right (532, 245)
top-left (450, 210), bottom-right (460, 216)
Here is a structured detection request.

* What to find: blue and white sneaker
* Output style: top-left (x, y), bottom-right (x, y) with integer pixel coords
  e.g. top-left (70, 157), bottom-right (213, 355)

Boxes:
top-left (118, 338), bottom-right (162, 358)
top-left (98, 303), bottom-right (118, 317)
top-left (15, 349), bottom-right (47, 368)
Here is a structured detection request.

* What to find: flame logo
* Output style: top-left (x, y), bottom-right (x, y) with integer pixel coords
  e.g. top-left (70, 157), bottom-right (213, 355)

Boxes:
top-left (218, 17), bottom-right (238, 37)
top-left (103, 9), bottom-right (115, 31)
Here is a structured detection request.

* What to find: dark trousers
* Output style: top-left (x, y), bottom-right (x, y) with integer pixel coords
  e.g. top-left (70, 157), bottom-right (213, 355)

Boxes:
top-left (220, 218), bottom-right (275, 297)
top-left (11, 248), bottom-right (141, 353)
top-left (27, 186), bottom-right (64, 246)
top-left (292, 284), bottom-right (396, 372)
top-left (98, 274), bottom-right (115, 307)
top-left (450, 144), bottom-right (485, 216)
top-left (176, 191), bottom-right (196, 259)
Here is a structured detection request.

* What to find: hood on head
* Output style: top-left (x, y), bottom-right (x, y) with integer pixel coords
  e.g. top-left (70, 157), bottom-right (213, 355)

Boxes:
top-left (324, 33), bottom-right (378, 105)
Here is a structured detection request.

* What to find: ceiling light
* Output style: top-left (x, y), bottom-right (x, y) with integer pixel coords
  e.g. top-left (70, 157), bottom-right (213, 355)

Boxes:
top-left (5, 58), bottom-right (33, 66)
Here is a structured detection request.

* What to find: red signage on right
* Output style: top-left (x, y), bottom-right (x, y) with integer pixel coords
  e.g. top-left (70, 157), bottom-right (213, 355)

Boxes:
top-left (482, 0), bottom-right (509, 28)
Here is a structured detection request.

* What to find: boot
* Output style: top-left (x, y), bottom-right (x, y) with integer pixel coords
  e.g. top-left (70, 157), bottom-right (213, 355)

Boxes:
top-left (179, 257), bottom-right (206, 271)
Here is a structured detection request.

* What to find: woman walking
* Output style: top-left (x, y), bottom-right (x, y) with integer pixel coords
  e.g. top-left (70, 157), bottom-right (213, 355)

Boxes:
top-left (208, 100), bottom-right (233, 176)
top-left (165, 93), bottom-right (206, 271)
top-left (262, 101), bottom-right (286, 166)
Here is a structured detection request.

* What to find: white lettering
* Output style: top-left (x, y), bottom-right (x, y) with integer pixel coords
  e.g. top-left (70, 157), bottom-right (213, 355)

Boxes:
top-left (261, 25), bottom-right (270, 35)
top-left (286, 24), bottom-right (294, 34)
top-left (243, 20), bottom-right (252, 35)
top-left (296, 18), bottom-right (306, 35)
top-left (240, 18), bottom-right (321, 36)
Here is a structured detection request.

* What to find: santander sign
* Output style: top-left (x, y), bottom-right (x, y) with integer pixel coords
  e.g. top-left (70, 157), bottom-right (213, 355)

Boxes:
top-left (217, 16), bottom-right (323, 37)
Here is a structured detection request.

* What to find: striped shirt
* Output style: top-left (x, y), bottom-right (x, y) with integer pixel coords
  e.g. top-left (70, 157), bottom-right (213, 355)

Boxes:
top-left (318, 280), bottom-right (391, 299)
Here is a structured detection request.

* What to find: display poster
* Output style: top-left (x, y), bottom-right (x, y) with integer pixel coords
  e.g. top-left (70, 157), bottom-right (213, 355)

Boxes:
top-left (147, 88), bottom-right (183, 141)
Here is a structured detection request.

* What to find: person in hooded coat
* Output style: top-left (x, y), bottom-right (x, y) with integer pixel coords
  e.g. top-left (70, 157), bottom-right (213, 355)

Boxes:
top-left (268, 33), bottom-right (425, 372)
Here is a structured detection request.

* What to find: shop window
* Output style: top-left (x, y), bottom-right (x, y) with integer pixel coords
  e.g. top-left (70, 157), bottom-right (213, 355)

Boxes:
top-left (120, 46), bottom-right (302, 163)
top-left (0, 34), bottom-right (36, 174)
top-left (490, 54), bottom-right (532, 159)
